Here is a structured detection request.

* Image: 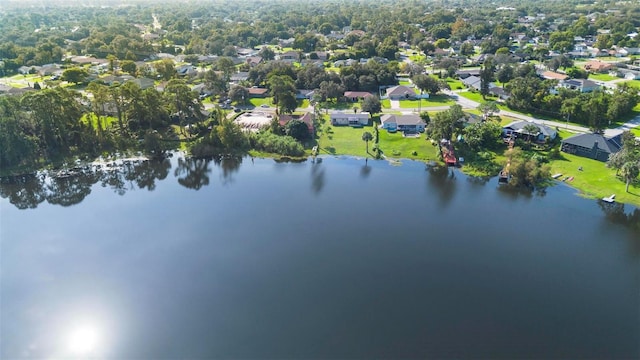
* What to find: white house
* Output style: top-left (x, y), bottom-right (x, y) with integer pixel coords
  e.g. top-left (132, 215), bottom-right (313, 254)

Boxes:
top-left (330, 112), bottom-right (369, 126)
top-left (380, 114), bottom-right (426, 133)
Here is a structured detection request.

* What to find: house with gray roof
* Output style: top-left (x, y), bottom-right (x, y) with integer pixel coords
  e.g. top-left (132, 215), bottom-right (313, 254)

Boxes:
top-left (561, 133), bottom-right (622, 162)
top-left (385, 85), bottom-right (417, 100)
top-left (461, 75), bottom-right (482, 90)
top-left (502, 121), bottom-right (557, 142)
top-left (380, 114), bottom-right (426, 133)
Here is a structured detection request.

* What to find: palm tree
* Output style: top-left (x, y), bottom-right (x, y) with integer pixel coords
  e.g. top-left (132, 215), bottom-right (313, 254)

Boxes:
top-left (522, 124), bottom-right (540, 143)
top-left (620, 162), bottom-right (639, 193)
top-left (362, 131), bottom-right (373, 154)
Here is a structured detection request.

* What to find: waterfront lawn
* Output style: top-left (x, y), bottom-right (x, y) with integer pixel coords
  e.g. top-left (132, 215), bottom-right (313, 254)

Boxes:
top-left (549, 153), bottom-right (640, 207)
top-left (317, 122), bottom-right (439, 161)
top-left (378, 130), bottom-right (439, 160)
top-left (317, 123), bottom-right (372, 157)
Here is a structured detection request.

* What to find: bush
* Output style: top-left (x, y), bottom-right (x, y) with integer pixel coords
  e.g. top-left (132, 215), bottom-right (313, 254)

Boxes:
top-left (250, 132), bottom-right (305, 156)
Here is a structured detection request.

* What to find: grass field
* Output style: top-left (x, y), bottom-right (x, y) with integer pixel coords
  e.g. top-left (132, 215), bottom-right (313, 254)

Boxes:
top-left (588, 73), bottom-right (618, 81)
top-left (548, 152), bottom-right (639, 206)
top-left (249, 97), bottom-right (273, 107)
top-left (398, 96), bottom-right (456, 108)
top-left (381, 99), bottom-right (391, 109)
top-left (317, 119), bottom-right (438, 161)
top-left (458, 91), bottom-right (494, 103)
top-left (620, 79), bottom-right (640, 89)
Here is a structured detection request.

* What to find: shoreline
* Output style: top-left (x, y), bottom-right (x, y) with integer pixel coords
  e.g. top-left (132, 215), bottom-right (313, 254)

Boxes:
top-left (1, 151), bottom-right (639, 209)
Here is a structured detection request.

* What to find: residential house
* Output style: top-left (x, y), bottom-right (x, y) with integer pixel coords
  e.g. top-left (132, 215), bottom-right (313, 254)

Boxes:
top-left (128, 77), bottom-right (156, 90)
top-left (380, 114), bottom-right (426, 133)
top-left (176, 65), bottom-right (198, 77)
top-left (248, 87), bottom-right (269, 98)
top-left (455, 69), bottom-right (481, 79)
top-left (277, 51), bottom-right (300, 62)
top-left (502, 121), bottom-right (557, 142)
top-left (540, 71), bottom-right (568, 80)
top-left (296, 89), bottom-right (315, 100)
top-left (489, 86), bottom-right (510, 100)
top-left (558, 79), bottom-right (600, 93)
top-left (245, 56), bottom-right (263, 67)
top-left (619, 69), bottom-right (640, 80)
top-left (343, 91), bottom-right (373, 102)
top-left (229, 72), bottom-right (249, 84)
top-left (330, 112), bottom-right (369, 126)
top-left (461, 75), bottom-right (482, 90)
top-left (101, 74), bottom-right (135, 85)
top-left (385, 85), bottom-right (416, 100)
top-left (584, 60), bottom-right (613, 73)
top-left (279, 113), bottom-right (314, 135)
top-left (561, 133), bottom-right (622, 162)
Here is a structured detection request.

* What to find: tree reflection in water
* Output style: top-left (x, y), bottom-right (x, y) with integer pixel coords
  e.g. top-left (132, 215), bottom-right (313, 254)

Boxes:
top-left (598, 200), bottom-right (640, 256)
top-left (311, 157), bottom-right (325, 195)
top-left (214, 155), bottom-right (242, 186)
top-left (175, 157), bottom-right (212, 190)
top-left (426, 163), bottom-right (457, 208)
top-left (0, 157), bottom-right (172, 209)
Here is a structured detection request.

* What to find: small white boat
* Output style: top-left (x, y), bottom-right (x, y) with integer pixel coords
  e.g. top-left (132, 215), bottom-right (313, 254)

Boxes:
top-left (602, 194), bottom-right (616, 203)
top-left (552, 173), bottom-right (563, 179)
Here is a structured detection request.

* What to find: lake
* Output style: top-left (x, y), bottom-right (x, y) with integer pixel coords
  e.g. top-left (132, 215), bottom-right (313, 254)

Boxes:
top-left (1, 155), bottom-right (639, 359)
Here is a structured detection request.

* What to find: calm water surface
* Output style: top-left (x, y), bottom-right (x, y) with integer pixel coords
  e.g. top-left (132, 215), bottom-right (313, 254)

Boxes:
top-left (1, 156), bottom-right (639, 359)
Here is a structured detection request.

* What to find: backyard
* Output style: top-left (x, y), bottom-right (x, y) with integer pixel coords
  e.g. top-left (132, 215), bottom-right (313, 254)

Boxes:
top-left (317, 118), bottom-right (438, 161)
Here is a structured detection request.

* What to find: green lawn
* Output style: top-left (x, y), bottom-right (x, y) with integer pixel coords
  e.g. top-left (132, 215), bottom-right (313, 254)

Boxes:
top-left (588, 73), bottom-right (618, 81)
top-left (398, 96), bottom-right (455, 108)
top-left (249, 97), bottom-right (273, 107)
top-left (317, 120), bottom-right (438, 161)
top-left (549, 152), bottom-right (640, 207)
top-left (82, 113), bottom-right (118, 129)
top-left (381, 99), bottom-right (391, 109)
top-left (631, 127), bottom-right (640, 137)
top-left (620, 80), bottom-right (640, 89)
top-left (399, 80), bottom-right (413, 87)
top-left (458, 91), bottom-right (492, 103)
top-left (444, 77), bottom-right (464, 90)
top-left (297, 99), bottom-right (310, 108)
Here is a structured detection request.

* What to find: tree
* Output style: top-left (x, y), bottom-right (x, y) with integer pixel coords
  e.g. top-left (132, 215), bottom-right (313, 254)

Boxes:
top-left (426, 105), bottom-right (465, 141)
top-left (495, 65), bottom-right (513, 87)
top-left (204, 69), bottom-right (226, 95)
top-left (154, 58), bottom-right (175, 80)
top-left (522, 124), bottom-right (540, 143)
top-left (460, 42), bottom-right (475, 56)
top-left (507, 147), bottom-right (551, 189)
top-left (259, 47), bottom-right (275, 61)
top-left (267, 74), bottom-right (297, 112)
top-left (362, 131), bottom-right (373, 154)
top-left (620, 162), bottom-right (639, 193)
top-left (412, 74), bottom-right (440, 95)
top-left (318, 81), bottom-right (344, 102)
top-left (120, 60), bottom-right (137, 76)
top-left (285, 120), bottom-right (311, 142)
top-left (477, 101), bottom-right (498, 119)
top-left (479, 57), bottom-right (495, 99)
top-left (361, 96), bottom-right (382, 117)
top-left (463, 121), bottom-right (502, 150)
top-left (61, 67), bottom-right (89, 84)
top-left (434, 38), bottom-right (450, 49)
top-left (228, 85), bottom-right (249, 104)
